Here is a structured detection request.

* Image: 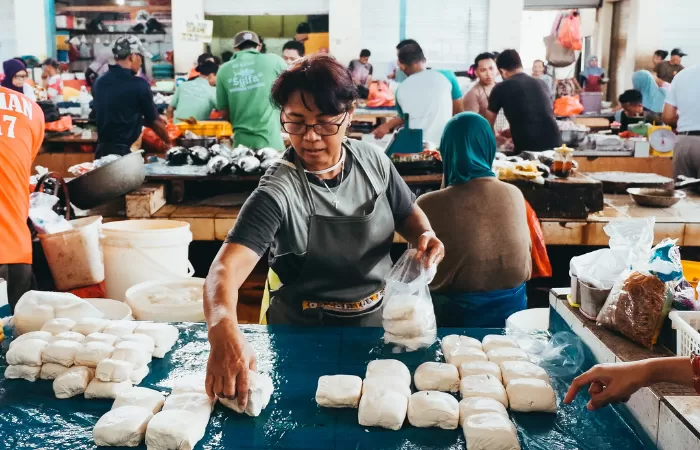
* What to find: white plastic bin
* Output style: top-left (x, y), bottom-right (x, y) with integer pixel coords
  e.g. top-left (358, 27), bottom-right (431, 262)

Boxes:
top-left (125, 278), bottom-right (205, 322)
top-left (101, 220), bottom-right (194, 301)
top-left (669, 310), bottom-right (700, 356)
top-left (38, 216), bottom-right (104, 291)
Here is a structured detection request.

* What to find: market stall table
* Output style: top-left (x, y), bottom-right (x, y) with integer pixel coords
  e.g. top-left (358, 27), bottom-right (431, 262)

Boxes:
top-left (0, 303), bottom-right (659, 450)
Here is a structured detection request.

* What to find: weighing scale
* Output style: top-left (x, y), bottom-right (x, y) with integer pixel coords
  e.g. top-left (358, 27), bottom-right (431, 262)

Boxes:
top-left (648, 125), bottom-right (676, 157)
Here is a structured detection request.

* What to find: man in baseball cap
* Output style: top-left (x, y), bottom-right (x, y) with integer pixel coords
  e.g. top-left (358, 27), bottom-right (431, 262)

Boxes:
top-left (91, 35), bottom-right (170, 158)
top-left (216, 30), bottom-right (287, 150)
top-left (655, 48), bottom-right (686, 83)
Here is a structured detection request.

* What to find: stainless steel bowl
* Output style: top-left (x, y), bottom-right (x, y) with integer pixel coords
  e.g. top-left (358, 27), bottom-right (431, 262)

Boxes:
top-left (560, 129), bottom-right (589, 147)
top-left (627, 188), bottom-right (686, 208)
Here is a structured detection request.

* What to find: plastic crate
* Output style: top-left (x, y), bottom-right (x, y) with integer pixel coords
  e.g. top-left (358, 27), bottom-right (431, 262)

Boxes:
top-left (669, 310), bottom-right (700, 356)
top-left (174, 121), bottom-right (233, 138)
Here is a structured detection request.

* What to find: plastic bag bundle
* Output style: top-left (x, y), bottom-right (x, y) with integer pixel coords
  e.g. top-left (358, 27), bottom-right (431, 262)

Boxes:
top-left (28, 192), bottom-right (72, 235)
top-left (529, 331), bottom-right (585, 378)
top-left (382, 249), bottom-right (438, 351)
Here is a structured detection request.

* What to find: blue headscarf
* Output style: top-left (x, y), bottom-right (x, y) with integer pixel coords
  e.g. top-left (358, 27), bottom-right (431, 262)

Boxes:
top-left (581, 55), bottom-right (604, 78)
top-left (440, 112), bottom-right (496, 187)
top-left (632, 70), bottom-right (666, 113)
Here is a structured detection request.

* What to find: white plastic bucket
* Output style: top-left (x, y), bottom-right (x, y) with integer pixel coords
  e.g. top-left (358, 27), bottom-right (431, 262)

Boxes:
top-left (125, 278), bottom-right (205, 322)
top-left (38, 216), bottom-right (105, 291)
top-left (100, 220), bottom-right (194, 301)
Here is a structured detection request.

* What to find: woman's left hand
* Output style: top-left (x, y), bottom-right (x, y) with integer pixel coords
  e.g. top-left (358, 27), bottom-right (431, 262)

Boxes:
top-left (415, 231), bottom-right (444, 268)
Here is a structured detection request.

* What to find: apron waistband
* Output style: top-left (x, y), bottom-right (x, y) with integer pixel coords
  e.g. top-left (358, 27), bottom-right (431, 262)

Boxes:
top-left (301, 289), bottom-right (384, 314)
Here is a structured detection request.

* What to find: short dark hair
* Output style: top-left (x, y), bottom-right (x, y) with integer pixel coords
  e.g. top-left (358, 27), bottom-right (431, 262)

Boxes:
top-left (397, 39), bottom-right (419, 50)
top-left (221, 51), bottom-right (233, 62)
top-left (496, 49), bottom-right (522, 72)
top-left (283, 40), bottom-right (305, 57)
top-left (619, 89), bottom-right (643, 104)
top-left (360, 49), bottom-right (371, 58)
top-left (271, 54), bottom-right (358, 115)
top-left (398, 43), bottom-right (425, 66)
top-left (474, 52), bottom-right (495, 66)
top-left (296, 22), bottom-right (311, 34)
top-left (654, 49), bottom-right (669, 60)
top-left (533, 59), bottom-right (545, 66)
top-left (196, 61), bottom-right (218, 76)
top-left (197, 53), bottom-right (214, 65)
top-left (237, 40), bottom-right (259, 51)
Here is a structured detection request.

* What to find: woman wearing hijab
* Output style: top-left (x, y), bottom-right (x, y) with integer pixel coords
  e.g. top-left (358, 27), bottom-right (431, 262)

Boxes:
top-left (579, 55), bottom-right (606, 92)
top-left (417, 112), bottom-right (531, 328)
top-left (632, 70), bottom-right (667, 114)
top-left (1, 58), bottom-right (35, 99)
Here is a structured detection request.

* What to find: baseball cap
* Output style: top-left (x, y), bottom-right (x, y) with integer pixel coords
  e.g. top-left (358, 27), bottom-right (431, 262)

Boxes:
top-left (671, 48), bottom-right (687, 57)
top-left (233, 30), bottom-right (261, 49)
top-left (112, 35), bottom-right (153, 59)
top-left (40, 58), bottom-right (60, 68)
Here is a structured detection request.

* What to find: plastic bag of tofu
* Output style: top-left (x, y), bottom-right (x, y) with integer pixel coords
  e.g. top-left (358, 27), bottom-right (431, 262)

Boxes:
top-left (382, 249), bottom-right (437, 351)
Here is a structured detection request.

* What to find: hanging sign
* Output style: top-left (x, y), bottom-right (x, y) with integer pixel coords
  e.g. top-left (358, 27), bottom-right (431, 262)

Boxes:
top-left (182, 20), bottom-right (214, 43)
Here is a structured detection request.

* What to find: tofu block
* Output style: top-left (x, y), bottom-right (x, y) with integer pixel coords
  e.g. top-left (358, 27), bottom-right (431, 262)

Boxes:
top-left (116, 334), bottom-right (156, 354)
top-left (93, 405), bottom-right (153, 447)
top-left (170, 374), bottom-right (207, 396)
top-left (407, 391), bottom-right (459, 429)
top-left (163, 392), bottom-right (215, 416)
top-left (506, 378), bottom-right (557, 413)
top-left (130, 366), bottom-right (150, 385)
top-left (358, 389), bottom-right (408, 431)
top-left (145, 409), bottom-right (208, 450)
top-left (54, 366), bottom-right (95, 399)
top-left (459, 361), bottom-right (502, 382)
top-left (441, 334), bottom-right (483, 358)
top-left (459, 397), bottom-right (509, 426)
top-left (102, 320), bottom-right (138, 337)
top-left (72, 317), bottom-right (110, 335)
top-left (85, 379), bottom-right (133, 399)
top-left (74, 341), bottom-right (115, 368)
top-left (482, 335), bottom-right (519, 353)
top-left (5, 364), bottom-right (41, 382)
top-left (9, 331), bottom-right (53, 350)
top-left (362, 376), bottom-right (412, 399)
top-left (40, 318), bottom-right (76, 335)
top-left (40, 363), bottom-right (70, 380)
top-left (459, 374), bottom-right (508, 408)
top-left (219, 371), bottom-right (273, 417)
top-left (315, 375), bottom-right (363, 408)
top-left (486, 348), bottom-right (529, 365)
top-left (414, 362), bottom-right (460, 393)
top-left (113, 387), bottom-right (166, 414)
top-left (6, 339), bottom-right (48, 366)
top-left (463, 412), bottom-right (521, 450)
top-left (448, 347), bottom-right (488, 367)
top-left (52, 331), bottom-right (86, 343)
top-left (500, 361), bottom-right (551, 387)
top-left (365, 359), bottom-right (411, 386)
top-left (134, 323), bottom-right (179, 358)
top-left (96, 359), bottom-right (134, 383)
top-left (84, 332), bottom-right (118, 346)
top-left (41, 340), bottom-right (83, 367)
top-left (112, 341), bottom-right (152, 369)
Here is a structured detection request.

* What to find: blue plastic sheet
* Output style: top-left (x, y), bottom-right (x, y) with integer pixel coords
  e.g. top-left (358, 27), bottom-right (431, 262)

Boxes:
top-left (0, 305), bottom-right (655, 450)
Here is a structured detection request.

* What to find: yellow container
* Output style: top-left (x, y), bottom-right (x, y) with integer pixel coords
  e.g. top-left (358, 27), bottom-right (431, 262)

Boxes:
top-left (682, 260), bottom-right (700, 298)
top-left (174, 121), bottom-right (233, 138)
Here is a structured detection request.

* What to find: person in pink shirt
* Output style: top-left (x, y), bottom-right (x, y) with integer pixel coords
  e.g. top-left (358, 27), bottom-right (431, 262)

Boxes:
top-left (41, 58), bottom-right (63, 103)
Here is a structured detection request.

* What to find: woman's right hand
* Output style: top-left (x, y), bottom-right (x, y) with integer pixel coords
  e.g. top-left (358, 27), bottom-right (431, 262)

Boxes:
top-left (564, 361), bottom-right (651, 411)
top-left (206, 320), bottom-right (257, 408)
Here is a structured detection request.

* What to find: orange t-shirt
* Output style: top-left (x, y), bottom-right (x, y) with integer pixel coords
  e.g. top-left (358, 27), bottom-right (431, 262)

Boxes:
top-left (0, 86), bottom-right (45, 264)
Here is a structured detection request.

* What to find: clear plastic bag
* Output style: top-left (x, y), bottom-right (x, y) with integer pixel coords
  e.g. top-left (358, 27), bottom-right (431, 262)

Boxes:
top-left (530, 332), bottom-right (586, 379)
top-left (28, 192), bottom-right (72, 235)
top-left (382, 249), bottom-right (437, 351)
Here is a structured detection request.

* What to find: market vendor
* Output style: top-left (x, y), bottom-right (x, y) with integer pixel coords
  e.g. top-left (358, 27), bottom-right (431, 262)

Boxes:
top-left (203, 55), bottom-right (444, 402)
top-left (92, 36), bottom-right (171, 158)
top-left (166, 61), bottom-right (218, 123)
top-left (417, 112), bottom-right (531, 327)
top-left (632, 70), bottom-right (666, 114)
top-left (579, 56), bottom-right (606, 92)
top-left (216, 31), bottom-right (287, 151)
top-left (663, 64), bottom-right (700, 178)
top-left (0, 83), bottom-right (44, 311)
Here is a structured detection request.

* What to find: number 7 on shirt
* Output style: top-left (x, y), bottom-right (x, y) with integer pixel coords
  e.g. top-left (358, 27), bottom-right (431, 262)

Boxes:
top-left (0, 115), bottom-right (17, 138)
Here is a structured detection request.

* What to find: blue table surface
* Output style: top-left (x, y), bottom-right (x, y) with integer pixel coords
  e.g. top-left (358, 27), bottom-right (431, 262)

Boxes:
top-left (0, 307), bottom-right (655, 450)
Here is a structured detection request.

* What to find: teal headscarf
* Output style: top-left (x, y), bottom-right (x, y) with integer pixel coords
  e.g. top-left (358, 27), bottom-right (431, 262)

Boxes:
top-left (440, 112), bottom-right (497, 187)
top-left (632, 70), bottom-right (666, 113)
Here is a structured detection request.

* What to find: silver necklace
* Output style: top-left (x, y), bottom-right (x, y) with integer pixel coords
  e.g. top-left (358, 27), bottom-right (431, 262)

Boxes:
top-left (318, 156), bottom-right (345, 210)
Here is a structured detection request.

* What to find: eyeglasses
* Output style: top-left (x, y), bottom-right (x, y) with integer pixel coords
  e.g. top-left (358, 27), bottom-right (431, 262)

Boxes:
top-left (281, 112), bottom-right (348, 136)
top-left (13, 73), bottom-right (28, 81)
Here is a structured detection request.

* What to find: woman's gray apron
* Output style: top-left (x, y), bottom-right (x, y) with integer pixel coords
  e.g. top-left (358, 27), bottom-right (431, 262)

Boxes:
top-left (267, 143), bottom-right (395, 326)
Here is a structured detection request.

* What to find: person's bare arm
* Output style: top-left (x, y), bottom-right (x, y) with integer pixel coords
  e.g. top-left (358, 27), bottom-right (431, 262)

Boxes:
top-left (204, 243), bottom-right (261, 407)
top-left (366, 75), bottom-right (373, 87)
top-left (166, 106), bottom-right (175, 121)
top-left (373, 117), bottom-right (405, 139)
top-left (463, 91), bottom-right (480, 114)
top-left (485, 110), bottom-right (498, 132)
top-left (452, 98), bottom-right (464, 116)
top-left (662, 104), bottom-right (678, 127)
top-left (395, 204), bottom-right (445, 267)
top-left (147, 117), bottom-right (172, 147)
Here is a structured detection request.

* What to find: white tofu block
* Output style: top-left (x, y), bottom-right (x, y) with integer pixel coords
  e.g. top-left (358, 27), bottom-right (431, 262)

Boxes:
top-left (486, 348), bottom-right (530, 365)
top-left (113, 387), bottom-right (166, 414)
top-left (441, 334), bottom-right (483, 357)
top-left (93, 405), bottom-right (153, 447)
top-left (458, 361), bottom-right (502, 382)
top-left (365, 359), bottom-right (411, 386)
top-left (40, 318), bottom-right (76, 335)
top-left (112, 341), bottom-right (152, 369)
top-left (6, 339), bottom-right (48, 366)
top-left (459, 374), bottom-right (508, 408)
top-left (358, 389), bottom-right (408, 431)
top-left (116, 334), bottom-right (156, 354)
top-left (447, 347), bottom-right (488, 367)
top-left (41, 340), bottom-right (83, 367)
top-left (9, 331), bottom-right (53, 348)
top-left (506, 378), bottom-right (557, 413)
top-left (52, 331), bottom-right (86, 343)
top-left (96, 359), bottom-right (134, 382)
top-left (54, 366), bottom-right (94, 399)
top-left (72, 317), bottom-right (110, 335)
top-left (463, 412), bottom-right (521, 450)
top-left (500, 361), bottom-right (551, 387)
top-left (383, 317), bottom-right (430, 338)
top-left (315, 375), bottom-right (363, 408)
top-left (145, 410), bottom-right (208, 450)
top-left (383, 331), bottom-right (436, 351)
top-left (74, 341), bottom-right (115, 368)
top-left (85, 379), bottom-right (133, 399)
top-left (40, 363), bottom-right (70, 380)
top-left (130, 366), bottom-right (150, 385)
top-left (5, 364), bottom-right (41, 381)
top-left (362, 376), bottom-right (412, 399)
top-left (407, 391), bottom-right (459, 429)
top-left (53, 300), bottom-right (104, 322)
top-left (170, 374), bottom-right (207, 396)
top-left (164, 392), bottom-right (215, 417)
top-left (103, 320), bottom-right (138, 337)
top-left (219, 371), bottom-right (273, 417)
top-left (84, 332), bottom-right (118, 346)
top-left (482, 335), bottom-right (519, 353)
top-left (134, 323), bottom-right (179, 358)
top-left (414, 362), bottom-right (460, 392)
top-left (459, 397), bottom-right (509, 426)
top-left (382, 294), bottom-right (424, 320)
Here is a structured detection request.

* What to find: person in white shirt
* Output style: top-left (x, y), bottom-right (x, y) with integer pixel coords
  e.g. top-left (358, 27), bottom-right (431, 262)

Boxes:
top-left (662, 64), bottom-right (700, 178)
top-left (372, 44), bottom-right (452, 146)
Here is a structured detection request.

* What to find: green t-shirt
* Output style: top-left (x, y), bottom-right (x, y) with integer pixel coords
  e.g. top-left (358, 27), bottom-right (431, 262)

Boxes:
top-left (171, 77), bottom-right (217, 122)
top-left (216, 50), bottom-right (287, 150)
